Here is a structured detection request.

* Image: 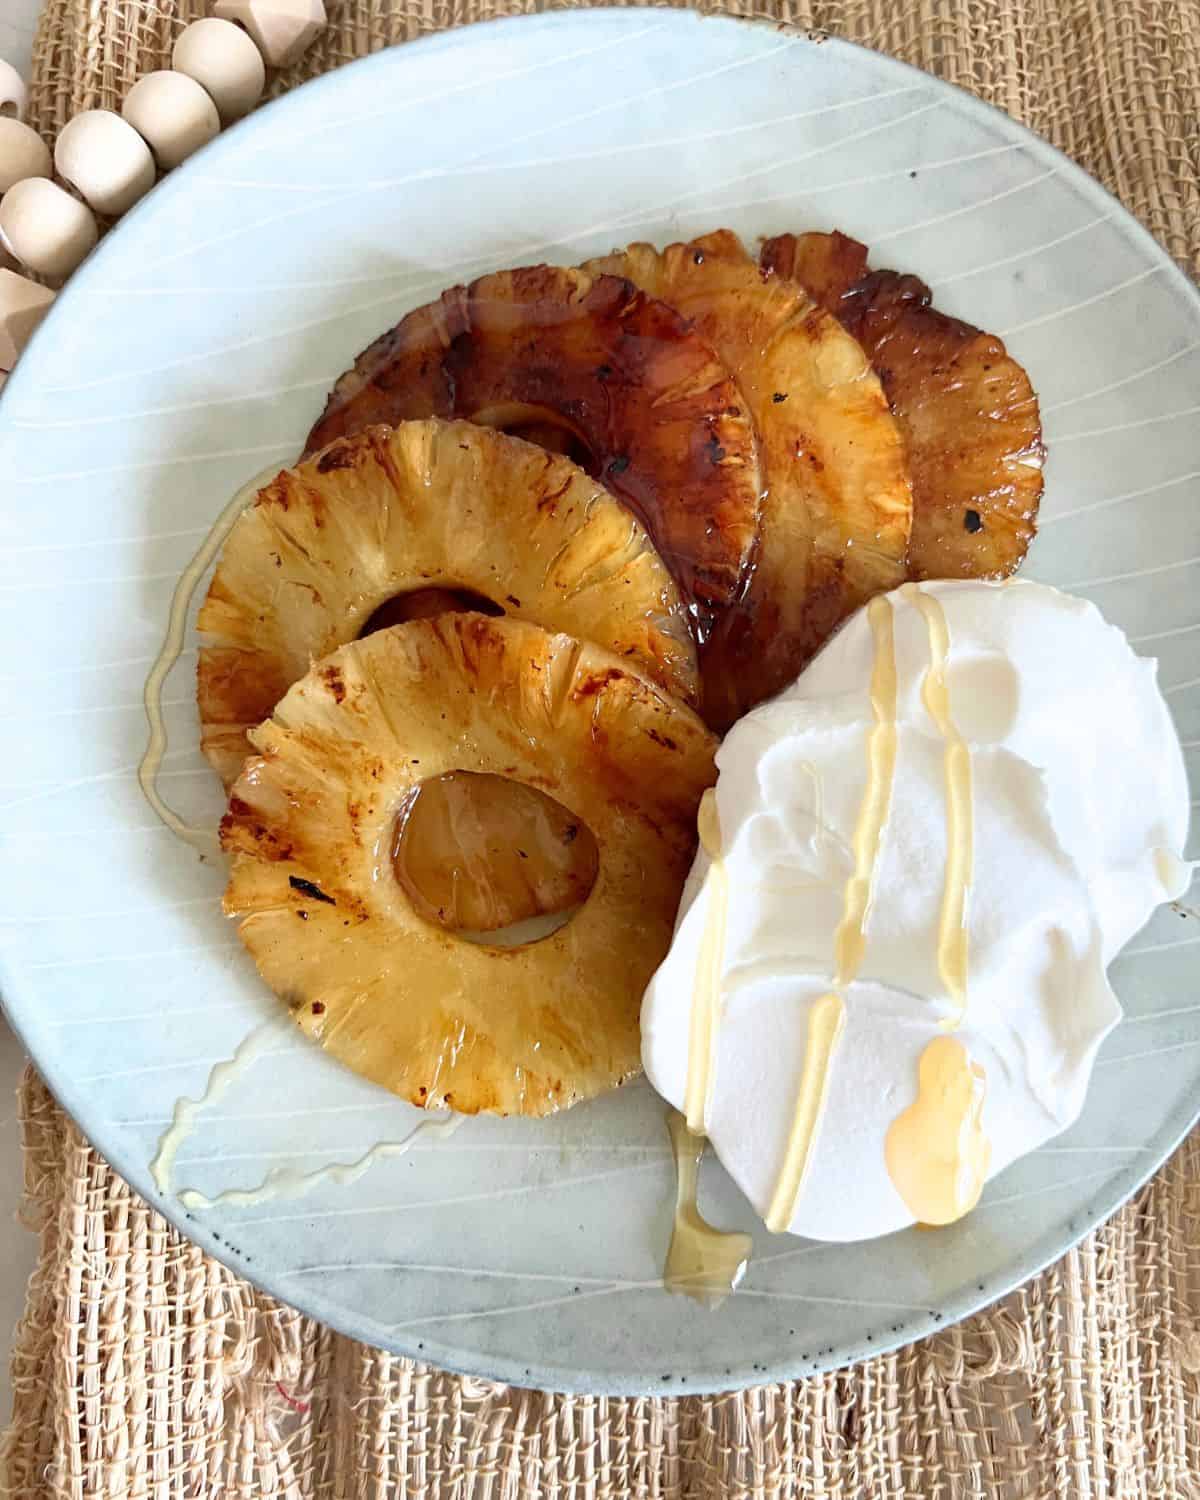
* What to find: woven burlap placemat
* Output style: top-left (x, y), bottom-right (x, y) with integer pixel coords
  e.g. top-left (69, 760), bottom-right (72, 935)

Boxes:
top-left (3, 1), bottom-right (1199, 1495)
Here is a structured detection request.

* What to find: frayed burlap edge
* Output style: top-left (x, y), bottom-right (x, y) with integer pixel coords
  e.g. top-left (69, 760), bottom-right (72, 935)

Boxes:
top-left (2, 1069), bottom-right (1197, 1498)
top-left (5, 0), bottom-right (1200, 1493)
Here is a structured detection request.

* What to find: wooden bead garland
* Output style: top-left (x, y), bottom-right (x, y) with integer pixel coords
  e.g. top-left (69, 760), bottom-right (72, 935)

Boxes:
top-left (123, 72), bottom-right (221, 169)
top-left (0, 178), bottom-right (98, 280)
top-left (0, 0), bottom-right (326, 395)
top-left (0, 59), bottom-right (28, 121)
top-left (172, 19), bottom-right (266, 124)
top-left (55, 110), bottom-right (157, 217)
top-left (0, 118), bottom-right (52, 194)
top-left (0, 268), bottom-right (55, 370)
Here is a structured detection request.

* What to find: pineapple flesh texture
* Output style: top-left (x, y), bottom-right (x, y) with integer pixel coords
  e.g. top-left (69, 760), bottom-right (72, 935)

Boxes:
top-left (304, 264), bottom-right (765, 641)
top-left (585, 230), bottom-right (912, 731)
top-left (761, 231), bottom-right (1044, 582)
top-left (221, 615), bottom-right (718, 1117)
top-left (198, 420), bottom-right (700, 931)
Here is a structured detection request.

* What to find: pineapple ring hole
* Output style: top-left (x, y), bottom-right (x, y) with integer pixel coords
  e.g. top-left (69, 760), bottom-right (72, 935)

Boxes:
top-left (359, 586), bottom-right (504, 634)
top-left (472, 401), bottom-right (594, 472)
top-left (392, 772), bottom-right (600, 945)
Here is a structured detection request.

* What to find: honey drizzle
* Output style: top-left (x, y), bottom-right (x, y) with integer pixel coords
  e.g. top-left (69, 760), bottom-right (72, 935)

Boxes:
top-left (150, 1020), bottom-right (280, 1194)
top-left (664, 1109), bottom-right (752, 1307)
top-left (180, 1115), bottom-right (462, 1210)
top-left (885, 1036), bottom-right (991, 1224)
top-left (887, 585), bottom-right (988, 1227)
top-left (684, 787), bottom-right (728, 1134)
top-left (764, 595), bottom-right (899, 1234)
top-left (138, 466), bottom-right (281, 850)
top-left (905, 585), bottom-right (974, 1023)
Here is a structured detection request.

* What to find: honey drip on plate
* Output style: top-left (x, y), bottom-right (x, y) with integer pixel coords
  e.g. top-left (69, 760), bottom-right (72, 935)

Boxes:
top-left (150, 1020), bottom-right (281, 1194)
top-left (765, 594), bottom-right (898, 1233)
top-left (139, 465), bottom-right (284, 850)
top-left (180, 1116), bottom-right (462, 1210)
top-left (885, 1036), bottom-right (991, 1224)
top-left (905, 585), bottom-right (974, 1023)
top-left (664, 1109), bottom-right (752, 1308)
top-left (684, 787), bottom-right (728, 1134)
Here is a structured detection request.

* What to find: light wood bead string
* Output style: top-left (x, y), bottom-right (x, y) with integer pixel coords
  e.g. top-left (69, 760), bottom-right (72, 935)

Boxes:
top-left (55, 110), bottom-right (156, 215)
top-left (0, 178), bottom-right (97, 279)
top-left (173, 19), bottom-right (266, 123)
top-left (124, 72), bottom-right (221, 168)
top-left (0, 58), bottom-right (27, 120)
top-left (0, 118), bottom-right (51, 191)
top-left (0, 0), bottom-right (326, 380)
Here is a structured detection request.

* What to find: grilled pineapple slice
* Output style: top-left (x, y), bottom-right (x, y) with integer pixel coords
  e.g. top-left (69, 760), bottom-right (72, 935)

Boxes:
top-left (762, 231), bottom-right (1044, 580)
top-left (199, 420), bottom-right (700, 933)
top-left (305, 264), bottom-right (764, 639)
top-left (585, 230), bottom-right (912, 728)
top-left (198, 419), bottom-right (698, 784)
top-left (222, 615), bottom-right (717, 1116)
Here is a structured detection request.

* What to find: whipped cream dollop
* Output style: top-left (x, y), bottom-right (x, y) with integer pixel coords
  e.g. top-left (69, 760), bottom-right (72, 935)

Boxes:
top-left (642, 579), bottom-right (1193, 1242)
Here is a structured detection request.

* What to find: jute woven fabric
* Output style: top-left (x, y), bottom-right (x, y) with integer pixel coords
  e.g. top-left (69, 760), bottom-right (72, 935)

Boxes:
top-left (2, 1073), bottom-right (1198, 1498)
top-left (3, 1), bottom-right (1200, 1495)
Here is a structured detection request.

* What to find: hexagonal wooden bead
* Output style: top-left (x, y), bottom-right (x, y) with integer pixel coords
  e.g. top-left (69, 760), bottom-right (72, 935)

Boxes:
top-left (55, 110), bottom-right (157, 217)
top-left (123, 71), bottom-right (221, 169)
top-left (0, 179), bottom-right (97, 280)
top-left (0, 58), bottom-right (28, 122)
top-left (212, 0), bottom-right (326, 70)
top-left (0, 116), bottom-right (52, 193)
top-left (0, 268), bottom-right (55, 370)
top-left (172, 18), bottom-right (265, 124)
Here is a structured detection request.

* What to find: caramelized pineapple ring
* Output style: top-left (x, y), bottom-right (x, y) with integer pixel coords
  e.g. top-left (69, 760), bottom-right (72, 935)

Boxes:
top-left (586, 230), bottom-right (912, 728)
top-left (198, 419), bottom-right (699, 786)
top-left (305, 265), bottom-right (764, 638)
top-left (762, 231), bottom-right (1044, 580)
top-left (221, 616), bottom-right (717, 1117)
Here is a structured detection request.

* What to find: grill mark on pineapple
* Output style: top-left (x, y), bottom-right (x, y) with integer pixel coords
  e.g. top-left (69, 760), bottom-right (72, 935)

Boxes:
top-left (571, 668), bottom-right (624, 702)
top-left (315, 442), bottom-right (359, 474)
top-left (221, 797), bottom-right (295, 862)
top-left (289, 876), bottom-right (336, 906)
top-left (321, 664), bottom-right (347, 704)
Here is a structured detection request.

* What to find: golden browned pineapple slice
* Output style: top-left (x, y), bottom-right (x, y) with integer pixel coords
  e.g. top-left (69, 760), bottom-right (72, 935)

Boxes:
top-left (222, 615), bottom-right (717, 1116)
top-left (305, 264), bottom-right (764, 638)
top-left (762, 231), bottom-right (1044, 580)
top-left (197, 419), bottom-right (699, 785)
top-left (584, 230), bottom-right (912, 729)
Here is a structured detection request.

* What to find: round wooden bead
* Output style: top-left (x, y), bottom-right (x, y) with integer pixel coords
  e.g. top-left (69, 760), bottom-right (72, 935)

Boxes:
top-left (0, 178), bottom-right (97, 280)
top-left (122, 71), bottom-right (221, 169)
top-left (0, 58), bottom-right (28, 122)
top-left (0, 117), bottom-right (52, 193)
top-left (172, 19), bottom-right (265, 124)
top-left (54, 110), bottom-right (156, 217)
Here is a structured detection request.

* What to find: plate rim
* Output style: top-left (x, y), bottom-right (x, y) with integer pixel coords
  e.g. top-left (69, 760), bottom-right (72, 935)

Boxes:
top-left (1, 4), bottom-right (1197, 1396)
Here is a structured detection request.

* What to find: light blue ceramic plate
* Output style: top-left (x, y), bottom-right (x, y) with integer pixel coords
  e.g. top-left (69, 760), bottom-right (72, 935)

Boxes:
top-left (0, 9), bottom-right (1196, 1395)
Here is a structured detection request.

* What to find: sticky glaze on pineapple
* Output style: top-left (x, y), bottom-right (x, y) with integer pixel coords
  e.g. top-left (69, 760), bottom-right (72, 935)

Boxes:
top-left (305, 266), bottom-right (764, 639)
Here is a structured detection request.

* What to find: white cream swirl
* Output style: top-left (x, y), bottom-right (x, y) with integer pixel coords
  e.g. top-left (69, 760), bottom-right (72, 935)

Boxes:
top-left (642, 580), bottom-right (1193, 1242)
